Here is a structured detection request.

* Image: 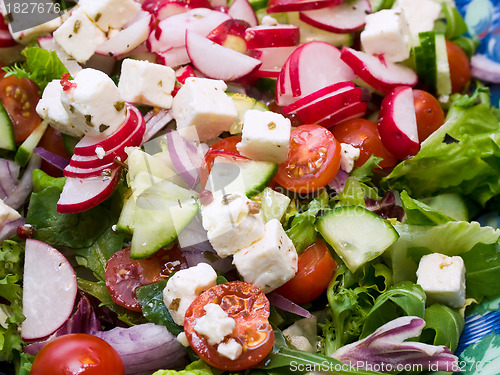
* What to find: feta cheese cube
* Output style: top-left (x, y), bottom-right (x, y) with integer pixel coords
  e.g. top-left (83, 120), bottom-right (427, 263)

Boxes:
top-left (236, 110), bottom-right (291, 164)
top-left (60, 68), bottom-right (127, 136)
top-left (118, 59), bottom-right (176, 108)
top-left (53, 8), bottom-right (106, 63)
top-left (78, 0), bottom-right (141, 31)
top-left (339, 143), bottom-right (360, 173)
top-left (36, 80), bottom-right (84, 137)
top-left (394, 0), bottom-right (442, 41)
top-left (217, 339), bottom-right (243, 360)
top-left (194, 303), bottom-right (235, 345)
top-left (416, 253), bottom-right (466, 308)
top-left (0, 199), bottom-right (21, 230)
top-left (201, 192), bottom-right (265, 258)
top-left (360, 9), bottom-right (412, 63)
top-left (172, 77), bottom-right (238, 142)
top-left (163, 263), bottom-right (217, 326)
top-left (232, 219), bottom-right (298, 293)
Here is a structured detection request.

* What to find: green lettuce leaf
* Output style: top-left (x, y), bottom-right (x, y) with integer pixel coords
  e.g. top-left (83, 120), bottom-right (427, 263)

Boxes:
top-left (383, 102), bottom-right (500, 206)
top-left (3, 46), bottom-right (69, 91)
top-left (421, 304), bottom-right (464, 352)
top-left (400, 191), bottom-right (455, 226)
top-left (461, 242), bottom-right (500, 300)
top-left (32, 169), bottom-right (66, 193)
top-left (152, 360), bottom-right (219, 375)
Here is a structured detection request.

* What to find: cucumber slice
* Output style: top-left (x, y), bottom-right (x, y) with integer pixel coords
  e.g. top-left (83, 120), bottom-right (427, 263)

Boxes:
top-left (205, 157), bottom-right (277, 198)
top-left (15, 120), bottom-right (49, 167)
top-left (0, 101), bottom-right (15, 151)
top-left (130, 179), bottom-right (198, 259)
top-left (434, 33), bottom-right (452, 96)
top-left (316, 206), bottom-right (399, 272)
top-left (227, 92), bottom-right (267, 134)
top-left (116, 190), bottom-right (135, 234)
top-left (259, 187), bottom-right (291, 223)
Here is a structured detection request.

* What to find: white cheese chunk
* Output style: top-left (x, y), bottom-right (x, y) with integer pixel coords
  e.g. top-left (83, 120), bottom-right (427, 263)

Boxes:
top-left (78, 0), bottom-right (141, 31)
top-left (163, 263), bottom-right (217, 326)
top-left (0, 199), bottom-right (21, 231)
top-left (393, 0), bottom-right (442, 41)
top-left (53, 8), bottom-right (106, 63)
top-left (416, 253), bottom-right (466, 308)
top-left (217, 339), bottom-right (243, 360)
top-left (360, 9), bottom-right (412, 63)
top-left (60, 68), bottom-right (127, 136)
top-left (232, 219), bottom-right (298, 293)
top-left (236, 110), bottom-right (291, 164)
top-left (194, 303), bottom-right (236, 345)
top-left (176, 332), bottom-right (190, 347)
top-left (172, 77), bottom-right (238, 142)
top-left (36, 80), bottom-right (84, 137)
top-left (118, 59), bottom-right (176, 108)
top-left (339, 143), bottom-right (360, 173)
top-left (201, 192), bottom-right (265, 258)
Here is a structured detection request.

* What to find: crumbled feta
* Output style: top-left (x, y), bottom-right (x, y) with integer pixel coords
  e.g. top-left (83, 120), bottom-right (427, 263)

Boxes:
top-left (194, 303), bottom-right (235, 345)
top-left (232, 219), bottom-right (298, 293)
top-left (176, 332), bottom-right (190, 347)
top-left (261, 16), bottom-right (279, 26)
top-left (118, 59), bottom-right (176, 108)
top-left (217, 339), bottom-right (243, 360)
top-left (78, 0), bottom-right (140, 31)
top-left (53, 8), bottom-right (106, 63)
top-left (0, 199), bottom-right (21, 231)
top-left (60, 68), bottom-right (127, 136)
top-left (36, 80), bottom-right (84, 137)
top-left (393, 0), bottom-right (442, 41)
top-left (163, 263), bottom-right (217, 326)
top-left (172, 77), bottom-right (238, 142)
top-left (416, 253), bottom-right (466, 308)
top-left (360, 9), bottom-right (412, 63)
top-left (95, 146), bottom-right (105, 159)
top-left (339, 143), bottom-right (360, 173)
top-left (236, 110), bottom-right (291, 164)
top-left (201, 192), bottom-right (265, 258)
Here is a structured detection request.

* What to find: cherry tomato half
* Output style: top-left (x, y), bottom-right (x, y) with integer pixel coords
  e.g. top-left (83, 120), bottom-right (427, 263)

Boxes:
top-left (38, 126), bottom-right (71, 177)
top-left (184, 281), bottom-right (274, 372)
top-left (412, 89), bottom-right (445, 142)
top-left (331, 118), bottom-right (398, 168)
top-left (446, 40), bottom-right (471, 94)
top-left (276, 239), bottom-right (337, 305)
top-left (31, 333), bottom-right (124, 375)
top-left (0, 75), bottom-right (42, 143)
top-left (274, 124), bottom-right (341, 193)
top-left (105, 247), bottom-right (187, 312)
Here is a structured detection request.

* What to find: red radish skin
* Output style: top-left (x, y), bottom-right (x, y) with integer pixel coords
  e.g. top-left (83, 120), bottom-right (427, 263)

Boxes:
top-left (245, 25), bottom-right (300, 49)
top-left (142, 0), bottom-right (211, 19)
top-left (253, 46), bottom-right (298, 78)
top-left (57, 167), bottom-right (122, 214)
top-left (299, 0), bottom-right (371, 33)
top-left (156, 46), bottom-right (191, 68)
top-left (206, 19), bottom-right (250, 53)
top-left (186, 31), bottom-right (262, 81)
top-left (340, 47), bottom-right (418, 94)
top-left (64, 162), bottom-right (120, 179)
top-left (21, 239), bottom-right (77, 340)
top-left (267, 0), bottom-right (344, 13)
top-left (317, 101), bottom-right (367, 128)
top-left (377, 86), bottom-right (419, 159)
top-left (283, 81), bottom-right (354, 113)
top-left (228, 0), bottom-right (259, 27)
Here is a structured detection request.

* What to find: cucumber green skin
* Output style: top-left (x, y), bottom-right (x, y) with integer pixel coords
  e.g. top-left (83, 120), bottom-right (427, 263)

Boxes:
top-left (116, 192), bottom-right (135, 234)
top-left (0, 101), bottom-right (15, 151)
top-left (316, 205), bottom-right (399, 273)
top-left (15, 121), bottom-right (48, 166)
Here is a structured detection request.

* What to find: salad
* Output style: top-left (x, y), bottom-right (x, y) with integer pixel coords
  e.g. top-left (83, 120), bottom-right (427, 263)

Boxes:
top-left (0, 0), bottom-right (499, 374)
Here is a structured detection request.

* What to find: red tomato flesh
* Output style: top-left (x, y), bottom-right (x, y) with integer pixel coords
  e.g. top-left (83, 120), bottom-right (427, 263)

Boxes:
top-left (31, 333), bottom-right (124, 375)
top-left (446, 40), bottom-right (471, 94)
top-left (412, 89), bottom-right (445, 142)
top-left (276, 239), bottom-right (337, 305)
top-left (274, 124), bottom-right (341, 193)
top-left (184, 281), bottom-right (274, 372)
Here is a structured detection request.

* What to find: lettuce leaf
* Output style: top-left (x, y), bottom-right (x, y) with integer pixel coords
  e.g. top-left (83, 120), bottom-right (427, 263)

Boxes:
top-left (3, 46), bottom-right (69, 91)
top-left (421, 304), bottom-right (464, 352)
top-left (383, 101), bottom-right (500, 206)
top-left (152, 360), bottom-right (218, 375)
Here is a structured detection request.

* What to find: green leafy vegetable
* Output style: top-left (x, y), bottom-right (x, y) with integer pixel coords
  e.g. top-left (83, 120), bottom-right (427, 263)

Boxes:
top-left (462, 242), bottom-right (500, 300)
top-left (421, 304), bottom-right (464, 352)
top-left (152, 360), bottom-right (219, 375)
top-left (136, 280), bottom-right (183, 336)
top-left (400, 191), bottom-right (455, 226)
top-left (32, 169), bottom-right (66, 193)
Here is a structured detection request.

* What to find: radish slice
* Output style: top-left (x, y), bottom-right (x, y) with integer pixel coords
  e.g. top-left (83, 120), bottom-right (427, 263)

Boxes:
top-left (377, 86), bottom-right (419, 159)
top-left (228, 0), bottom-right (258, 27)
top-left (64, 162), bottom-right (119, 179)
top-left (299, 0), bottom-right (371, 33)
top-left (96, 11), bottom-right (152, 57)
top-left (253, 46), bottom-right (298, 78)
top-left (186, 31), bottom-right (262, 81)
top-left (283, 81), bottom-right (354, 113)
top-left (57, 167), bottom-right (122, 213)
top-left (156, 46), bottom-right (191, 68)
top-left (340, 47), bottom-right (418, 94)
top-left (74, 105), bottom-right (143, 156)
top-left (21, 239), bottom-right (77, 340)
top-left (317, 101), bottom-right (367, 128)
top-left (245, 25), bottom-right (300, 49)
top-left (471, 54), bottom-right (500, 84)
top-left (142, 0), bottom-right (211, 19)
top-left (267, 0), bottom-right (343, 13)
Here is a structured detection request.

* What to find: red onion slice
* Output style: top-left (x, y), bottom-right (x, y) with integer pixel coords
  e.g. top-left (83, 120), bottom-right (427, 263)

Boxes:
top-left (328, 168), bottom-right (349, 193)
top-left (142, 108), bottom-right (174, 143)
top-left (166, 129), bottom-right (204, 189)
top-left (4, 155), bottom-right (41, 210)
top-left (0, 158), bottom-right (20, 199)
top-left (267, 292), bottom-right (314, 318)
top-left (34, 147), bottom-right (70, 171)
top-left (0, 217), bottom-right (25, 242)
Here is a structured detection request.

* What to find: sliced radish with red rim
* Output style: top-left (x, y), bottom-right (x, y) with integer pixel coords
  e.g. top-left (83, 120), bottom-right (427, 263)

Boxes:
top-left (266, 0), bottom-right (344, 13)
top-left (253, 46), bottom-right (298, 78)
top-left (63, 162), bottom-right (119, 179)
top-left (317, 101), bottom-right (367, 128)
top-left (228, 0), bottom-right (258, 27)
top-left (245, 24), bottom-right (300, 49)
